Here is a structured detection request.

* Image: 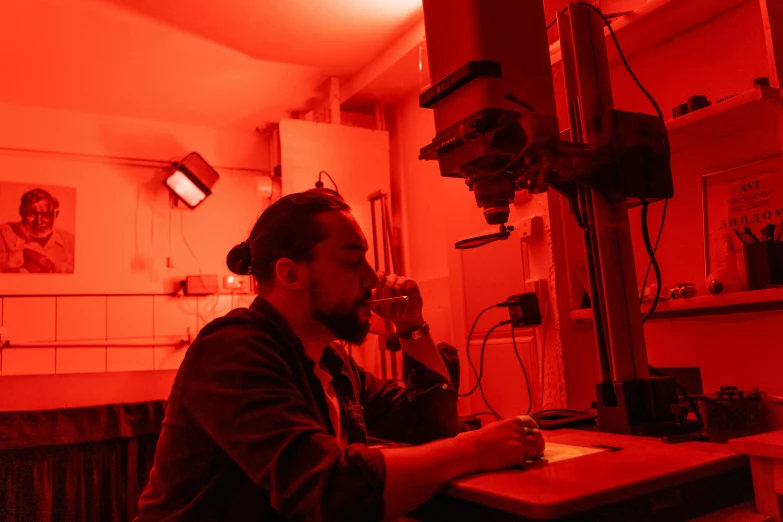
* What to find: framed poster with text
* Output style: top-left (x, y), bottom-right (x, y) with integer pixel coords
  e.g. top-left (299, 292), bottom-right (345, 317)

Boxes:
top-left (702, 155), bottom-right (783, 277)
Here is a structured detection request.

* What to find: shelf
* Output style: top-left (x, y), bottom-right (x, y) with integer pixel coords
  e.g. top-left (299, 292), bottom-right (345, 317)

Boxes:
top-left (569, 287), bottom-right (783, 321)
top-left (650, 287), bottom-right (783, 319)
top-left (665, 86), bottom-right (781, 136)
top-left (549, 0), bottom-right (749, 66)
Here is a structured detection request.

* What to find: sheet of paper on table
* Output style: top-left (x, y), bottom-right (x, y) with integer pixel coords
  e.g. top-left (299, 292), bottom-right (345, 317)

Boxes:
top-left (522, 442), bottom-right (606, 468)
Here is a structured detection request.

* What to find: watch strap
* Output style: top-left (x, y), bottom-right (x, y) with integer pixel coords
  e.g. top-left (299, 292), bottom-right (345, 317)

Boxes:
top-left (397, 321), bottom-right (429, 341)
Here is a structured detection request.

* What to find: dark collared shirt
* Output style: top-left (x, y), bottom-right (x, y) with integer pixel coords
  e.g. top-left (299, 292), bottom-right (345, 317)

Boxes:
top-left (136, 296), bottom-right (460, 521)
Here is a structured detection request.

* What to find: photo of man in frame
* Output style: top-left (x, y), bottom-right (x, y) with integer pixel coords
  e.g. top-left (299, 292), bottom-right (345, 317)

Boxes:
top-left (0, 184), bottom-right (76, 274)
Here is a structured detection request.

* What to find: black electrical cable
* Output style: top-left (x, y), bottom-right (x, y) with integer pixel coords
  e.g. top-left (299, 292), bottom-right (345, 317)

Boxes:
top-left (463, 411), bottom-right (502, 419)
top-left (648, 364), bottom-right (689, 398)
top-left (318, 171), bottom-right (339, 193)
top-left (511, 325), bottom-right (534, 415)
top-left (472, 322), bottom-right (509, 418)
top-left (461, 305), bottom-right (536, 418)
top-left (459, 305), bottom-right (499, 397)
top-left (640, 203), bottom-right (663, 323)
top-left (574, 2), bottom-right (664, 120)
top-left (459, 321), bottom-right (505, 398)
top-left (639, 198), bottom-right (668, 305)
top-left (477, 383), bottom-right (503, 420)
top-left (574, 1), bottom-right (669, 322)
top-left (648, 364), bottom-right (704, 425)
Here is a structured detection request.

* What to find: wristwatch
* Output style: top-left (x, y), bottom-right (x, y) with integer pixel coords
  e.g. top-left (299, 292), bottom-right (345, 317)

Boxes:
top-left (397, 321), bottom-right (429, 341)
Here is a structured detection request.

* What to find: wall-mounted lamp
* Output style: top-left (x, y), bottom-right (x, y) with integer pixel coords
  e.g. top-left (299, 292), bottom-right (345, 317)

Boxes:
top-left (164, 152), bottom-right (219, 209)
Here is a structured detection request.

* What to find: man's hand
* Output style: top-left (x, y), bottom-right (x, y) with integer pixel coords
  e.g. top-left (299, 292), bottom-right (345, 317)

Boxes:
top-left (459, 415), bottom-right (546, 472)
top-left (23, 248), bottom-right (56, 273)
top-left (371, 271), bottom-right (424, 334)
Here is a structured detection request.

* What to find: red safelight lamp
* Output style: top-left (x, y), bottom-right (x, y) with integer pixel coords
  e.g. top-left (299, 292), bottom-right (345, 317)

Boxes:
top-left (164, 152), bottom-right (220, 209)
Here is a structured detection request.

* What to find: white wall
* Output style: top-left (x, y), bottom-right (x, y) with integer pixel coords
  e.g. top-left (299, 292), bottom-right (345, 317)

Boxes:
top-left (278, 118), bottom-right (397, 378)
top-left (0, 102), bottom-right (270, 399)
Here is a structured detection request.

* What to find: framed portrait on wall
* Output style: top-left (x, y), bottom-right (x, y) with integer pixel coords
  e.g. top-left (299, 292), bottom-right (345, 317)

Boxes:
top-left (0, 181), bottom-right (76, 274)
top-left (702, 154), bottom-right (783, 278)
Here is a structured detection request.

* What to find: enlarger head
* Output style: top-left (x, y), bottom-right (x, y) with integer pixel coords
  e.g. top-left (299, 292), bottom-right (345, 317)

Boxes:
top-left (418, 0), bottom-right (559, 227)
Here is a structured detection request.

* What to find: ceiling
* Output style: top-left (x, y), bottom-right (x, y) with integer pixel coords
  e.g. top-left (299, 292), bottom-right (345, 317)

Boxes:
top-left (100, 0), bottom-right (424, 76)
top-left (0, 0), bottom-right (423, 129)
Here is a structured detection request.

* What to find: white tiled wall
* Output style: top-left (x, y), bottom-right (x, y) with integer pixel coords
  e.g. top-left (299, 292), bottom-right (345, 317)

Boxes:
top-left (2, 297), bottom-right (57, 375)
top-left (153, 295), bottom-right (198, 371)
top-left (107, 296), bottom-right (155, 372)
top-left (0, 293), bottom-right (255, 376)
top-left (56, 296), bottom-right (107, 374)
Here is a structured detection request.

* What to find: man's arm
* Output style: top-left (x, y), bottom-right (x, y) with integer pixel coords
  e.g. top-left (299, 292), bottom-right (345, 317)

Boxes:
top-left (380, 435), bottom-right (475, 519)
top-left (358, 333), bottom-right (460, 444)
top-left (380, 416), bottom-right (545, 520)
top-left (362, 273), bottom-right (460, 444)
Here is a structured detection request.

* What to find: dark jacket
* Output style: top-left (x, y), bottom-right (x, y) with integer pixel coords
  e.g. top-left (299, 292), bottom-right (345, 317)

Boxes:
top-left (136, 296), bottom-right (460, 521)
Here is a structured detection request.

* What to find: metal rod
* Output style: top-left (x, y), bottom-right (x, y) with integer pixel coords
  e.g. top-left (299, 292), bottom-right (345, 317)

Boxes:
top-left (0, 146), bottom-right (271, 174)
top-left (370, 201), bottom-right (380, 271)
top-left (369, 194), bottom-right (387, 378)
top-left (2, 341), bottom-right (187, 349)
top-left (0, 292), bottom-right (238, 298)
top-left (381, 195), bottom-right (397, 274)
top-left (381, 195), bottom-right (392, 275)
top-left (379, 194), bottom-right (398, 381)
top-left (580, 187), bottom-right (613, 384)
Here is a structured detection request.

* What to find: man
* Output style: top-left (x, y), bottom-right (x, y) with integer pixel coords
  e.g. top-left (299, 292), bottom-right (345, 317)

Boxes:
top-left (136, 191), bottom-right (544, 521)
top-left (0, 188), bottom-right (75, 273)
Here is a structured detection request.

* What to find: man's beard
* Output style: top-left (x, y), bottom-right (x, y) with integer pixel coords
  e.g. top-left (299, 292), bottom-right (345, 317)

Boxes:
top-left (21, 221), bottom-right (53, 240)
top-left (310, 282), bottom-right (371, 345)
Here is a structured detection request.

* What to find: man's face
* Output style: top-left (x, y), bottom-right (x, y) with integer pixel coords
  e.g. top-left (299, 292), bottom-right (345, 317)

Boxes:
top-left (21, 199), bottom-right (56, 239)
top-left (307, 210), bottom-right (379, 345)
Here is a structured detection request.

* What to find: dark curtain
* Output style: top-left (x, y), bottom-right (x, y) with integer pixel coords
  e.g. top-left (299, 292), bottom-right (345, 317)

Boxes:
top-left (0, 402), bottom-right (165, 522)
top-left (0, 440), bottom-right (127, 522)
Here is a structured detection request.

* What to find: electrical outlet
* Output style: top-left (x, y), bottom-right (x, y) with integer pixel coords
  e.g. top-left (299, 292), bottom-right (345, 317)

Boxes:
top-left (519, 215), bottom-right (544, 240)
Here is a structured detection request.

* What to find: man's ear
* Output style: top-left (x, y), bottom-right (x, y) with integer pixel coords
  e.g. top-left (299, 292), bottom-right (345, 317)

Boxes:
top-left (274, 258), bottom-right (308, 291)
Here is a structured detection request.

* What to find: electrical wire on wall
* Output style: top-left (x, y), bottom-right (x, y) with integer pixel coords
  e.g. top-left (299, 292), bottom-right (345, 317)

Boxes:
top-left (460, 307), bottom-right (537, 418)
top-left (460, 304), bottom-right (498, 396)
top-left (462, 321), bottom-right (508, 419)
top-left (511, 325), bottom-right (533, 415)
top-left (572, 2), bottom-right (669, 322)
top-left (175, 205), bottom-right (233, 326)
